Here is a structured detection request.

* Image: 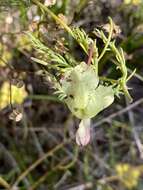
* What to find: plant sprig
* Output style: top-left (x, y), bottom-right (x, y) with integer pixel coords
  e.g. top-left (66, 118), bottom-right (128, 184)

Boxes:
top-left (27, 32), bottom-right (70, 69)
top-left (31, 0), bottom-right (134, 103)
top-left (32, 0), bottom-right (98, 67)
top-left (94, 29), bottom-right (133, 102)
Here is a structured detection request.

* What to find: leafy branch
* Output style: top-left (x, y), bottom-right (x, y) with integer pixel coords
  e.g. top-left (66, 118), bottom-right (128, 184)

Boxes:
top-left (30, 0), bottom-right (134, 104)
top-left (94, 27), bottom-right (133, 102)
top-left (32, 0), bottom-right (98, 65)
top-left (27, 32), bottom-right (70, 69)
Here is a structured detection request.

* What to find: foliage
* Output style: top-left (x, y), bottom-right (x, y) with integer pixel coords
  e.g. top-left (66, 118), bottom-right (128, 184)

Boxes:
top-left (27, 3), bottom-right (135, 139)
top-left (25, 1), bottom-right (136, 151)
top-left (0, 0), bottom-right (143, 190)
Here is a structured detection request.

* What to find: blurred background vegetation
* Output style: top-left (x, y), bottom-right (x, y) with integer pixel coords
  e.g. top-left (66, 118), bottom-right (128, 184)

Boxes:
top-left (0, 0), bottom-right (143, 189)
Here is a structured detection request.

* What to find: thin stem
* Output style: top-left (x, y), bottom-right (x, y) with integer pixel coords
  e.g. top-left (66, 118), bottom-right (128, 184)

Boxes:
top-left (0, 176), bottom-right (11, 190)
top-left (9, 80), bottom-right (14, 110)
top-left (87, 43), bottom-right (94, 65)
top-left (99, 77), bottom-right (117, 84)
top-left (98, 175), bottom-right (119, 183)
top-left (108, 42), bottom-right (133, 102)
top-left (30, 158), bottom-right (69, 190)
top-left (58, 146), bottom-right (79, 170)
top-left (98, 17), bottom-right (113, 62)
top-left (128, 68), bottom-right (143, 82)
top-left (32, 0), bottom-right (90, 57)
top-left (28, 94), bottom-right (61, 102)
top-left (12, 139), bottom-right (72, 187)
top-left (76, 0), bottom-right (90, 13)
top-left (32, 0), bottom-right (73, 35)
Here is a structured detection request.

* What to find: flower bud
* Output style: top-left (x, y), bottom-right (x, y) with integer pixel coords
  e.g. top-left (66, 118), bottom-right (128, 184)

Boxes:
top-left (44, 0), bottom-right (56, 6)
top-left (76, 119), bottom-right (91, 146)
top-left (9, 108), bottom-right (23, 122)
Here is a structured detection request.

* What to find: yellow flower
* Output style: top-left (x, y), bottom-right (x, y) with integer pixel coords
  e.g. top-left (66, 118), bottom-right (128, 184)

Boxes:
top-left (0, 43), bottom-right (12, 67)
top-left (0, 82), bottom-right (27, 109)
top-left (124, 0), bottom-right (141, 5)
top-left (132, 0), bottom-right (141, 5)
top-left (115, 163), bottom-right (140, 189)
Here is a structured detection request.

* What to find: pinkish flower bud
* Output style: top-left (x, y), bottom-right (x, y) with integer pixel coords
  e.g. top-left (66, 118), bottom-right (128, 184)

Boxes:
top-left (76, 119), bottom-right (91, 146)
top-left (44, 0), bottom-right (56, 6)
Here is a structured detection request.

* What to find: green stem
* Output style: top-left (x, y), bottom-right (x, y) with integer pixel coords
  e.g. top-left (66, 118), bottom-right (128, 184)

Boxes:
top-left (28, 94), bottom-right (61, 102)
top-left (32, 0), bottom-right (90, 57)
top-left (32, 0), bottom-right (73, 35)
top-left (12, 139), bottom-right (72, 187)
top-left (108, 43), bottom-right (133, 102)
top-left (58, 146), bottom-right (79, 170)
top-left (99, 77), bottom-right (117, 84)
top-left (0, 176), bottom-right (11, 190)
top-left (62, 0), bottom-right (70, 15)
top-left (98, 17), bottom-right (113, 62)
top-left (76, 0), bottom-right (90, 13)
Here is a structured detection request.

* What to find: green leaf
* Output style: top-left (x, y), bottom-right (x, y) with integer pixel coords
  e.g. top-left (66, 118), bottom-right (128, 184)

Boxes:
top-left (72, 27), bottom-right (93, 53)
